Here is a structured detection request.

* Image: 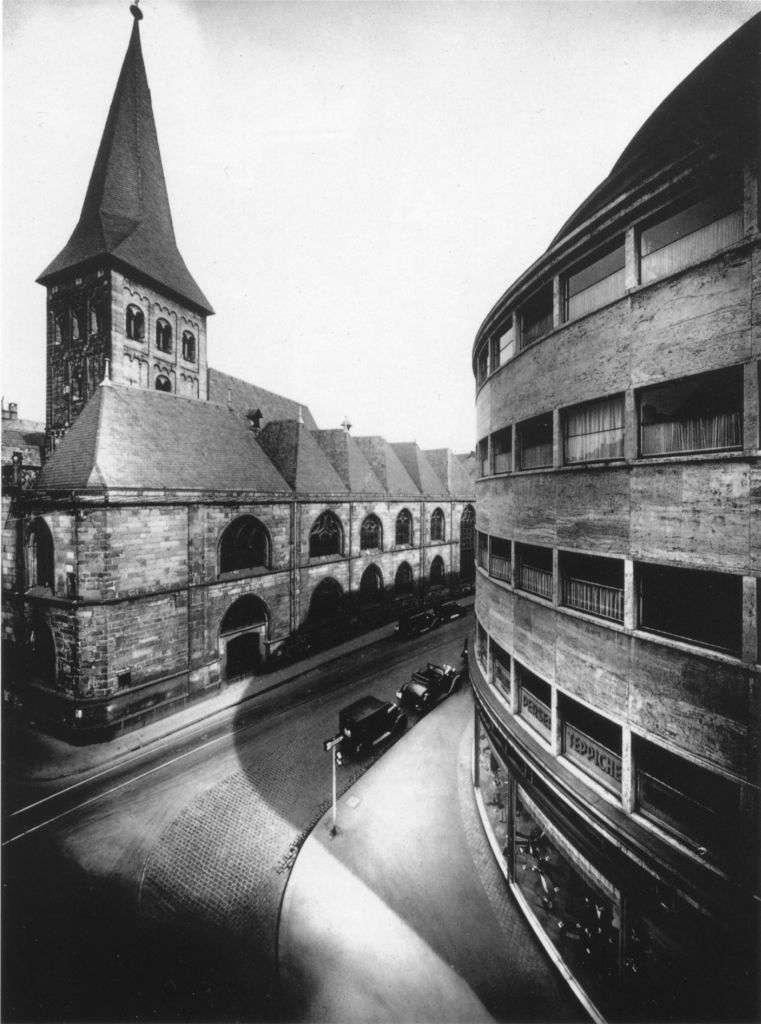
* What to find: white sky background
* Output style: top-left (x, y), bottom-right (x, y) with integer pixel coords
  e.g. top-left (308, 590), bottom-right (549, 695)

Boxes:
top-left (3, 0), bottom-right (760, 454)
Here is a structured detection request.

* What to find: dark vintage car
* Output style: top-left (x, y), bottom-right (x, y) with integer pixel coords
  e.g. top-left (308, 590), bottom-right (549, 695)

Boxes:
top-left (435, 601), bottom-right (466, 623)
top-left (335, 696), bottom-right (407, 764)
top-left (396, 661), bottom-right (462, 713)
top-left (395, 608), bottom-right (439, 639)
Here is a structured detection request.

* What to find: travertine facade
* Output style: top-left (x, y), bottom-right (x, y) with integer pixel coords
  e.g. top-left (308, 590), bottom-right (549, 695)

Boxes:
top-left (470, 16), bottom-right (760, 1023)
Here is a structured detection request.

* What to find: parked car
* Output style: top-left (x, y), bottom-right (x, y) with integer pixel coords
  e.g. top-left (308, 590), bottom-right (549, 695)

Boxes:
top-left (395, 608), bottom-right (439, 639)
top-left (396, 661), bottom-right (462, 713)
top-left (435, 601), bottom-right (466, 623)
top-left (335, 696), bottom-right (407, 764)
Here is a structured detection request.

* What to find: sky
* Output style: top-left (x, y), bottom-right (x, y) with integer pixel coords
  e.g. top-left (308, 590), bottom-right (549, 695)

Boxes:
top-left (3, 0), bottom-right (760, 454)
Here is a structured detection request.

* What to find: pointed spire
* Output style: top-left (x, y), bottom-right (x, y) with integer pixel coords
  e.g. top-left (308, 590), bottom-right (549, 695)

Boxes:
top-left (38, 6), bottom-right (213, 315)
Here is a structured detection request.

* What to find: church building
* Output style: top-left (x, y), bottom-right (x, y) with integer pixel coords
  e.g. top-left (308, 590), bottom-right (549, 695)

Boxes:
top-left (1, 6), bottom-right (474, 742)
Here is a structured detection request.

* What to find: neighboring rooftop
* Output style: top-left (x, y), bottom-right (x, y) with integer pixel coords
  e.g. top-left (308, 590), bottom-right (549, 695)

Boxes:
top-left (353, 437), bottom-right (421, 495)
top-left (423, 449), bottom-right (475, 497)
top-left (2, 404), bottom-right (45, 469)
top-left (391, 443), bottom-right (446, 497)
top-left (257, 421), bottom-right (347, 493)
top-left (312, 430), bottom-right (386, 493)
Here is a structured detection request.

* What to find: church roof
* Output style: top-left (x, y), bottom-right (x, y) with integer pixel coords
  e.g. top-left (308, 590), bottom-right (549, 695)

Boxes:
top-left (312, 430), bottom-right (386, 493)
top-left (208, 368), bottom-right (318, 431)
top-left (257, 421), bottom-right (348, 493)
top-left (37, 384), bottom-right (290, 492)
top-left (390, 443), bottom-right (447, 497)
top-left (423, 449), bottom-right (475, 497)
top-left (37, 16), bottom-right (213, 315)
top-left (352, 437), bottom-right (421, 495)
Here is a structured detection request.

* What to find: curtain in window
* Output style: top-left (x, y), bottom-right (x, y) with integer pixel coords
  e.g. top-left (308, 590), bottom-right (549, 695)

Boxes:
top-left (641, 411), bottom-right (741, 456)
top-left (565, 395), bottom-right (624, 463)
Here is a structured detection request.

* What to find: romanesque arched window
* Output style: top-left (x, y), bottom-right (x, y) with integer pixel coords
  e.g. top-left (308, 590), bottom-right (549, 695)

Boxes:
top-left (219, 515), bottom-right (270, 574)
top-left (309, 511), bottom-right (343, 558)
top-left (26, 518), bottom-right (54, 592)
top-left (360, 514), bottom-right (382, 551)
top-left (395, 508), bottom-right (413, 546)
top-left (395, 561), bottom-right (414, 595)
top-left (126, 305), bottom-right (145, 341)
top-left (156, 318), bottom-right (172, 353)
top-left (182, 331), bottom-right (196, 362)
top-left (430, 507), bottom-right (445, 542)
top-left (430, 555), bottom-right (445, 586)
top-left (155, 375), bottom-right (172, 392)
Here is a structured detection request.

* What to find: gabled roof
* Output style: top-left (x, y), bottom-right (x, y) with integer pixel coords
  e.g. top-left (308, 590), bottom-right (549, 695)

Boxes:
top-left (390, 443), bottom-right (447, 497)
top-left (312, 430), bottom-right (386, 493)
top-left (423, 449), bottom-right (475, 497)
top-left (352, 437), bottom-right (421, 495)
top-left (456, 451), bottom-right (476, 482)
top-left (257, 421), bottom-right (348, 493)
top-left (37, 17), bottom-right (212, 315)
top-left (208, 368), bottom-right (318, 431)
top-left (36, 384), bottom-right (290, 492)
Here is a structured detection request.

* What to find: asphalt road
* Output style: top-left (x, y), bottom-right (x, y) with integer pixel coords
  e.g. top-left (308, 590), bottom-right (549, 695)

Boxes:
top-left (2, 619), bottom-right (470, 1023)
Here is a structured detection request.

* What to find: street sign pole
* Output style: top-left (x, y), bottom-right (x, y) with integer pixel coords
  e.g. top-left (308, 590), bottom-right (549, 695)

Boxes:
top-left (323, 734), bottom-right (343, 837)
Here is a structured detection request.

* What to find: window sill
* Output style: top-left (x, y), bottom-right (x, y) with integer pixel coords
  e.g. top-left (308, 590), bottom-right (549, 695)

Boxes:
top-left (633, 627), bottom-right (742, 666)
top-left (218, 565), bottom-right (272, 581)
top-left (630, 810), bottom-right (730, 878)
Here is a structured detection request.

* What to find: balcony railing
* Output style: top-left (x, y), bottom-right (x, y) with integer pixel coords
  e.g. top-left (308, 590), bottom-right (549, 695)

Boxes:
top-left (520, 686), bottom-right (552, 741)
top-left (518, 564), bottom-right (553, 600)
top-left (519, 441), bottom-right (553, 470)
top-left (520, 311), bottom-right (554, 350)
top-left (640, 411), bottom-right (741, 456)
top-left (640, 210), bottom-right (743, 285)
top-left (492, 451), bottom-right (512, 474)
top-left (636, 770), bottom-right (730, 863)
top-left (567, 266), bottom-right (626, 320)
top-left (489, 554), bottom-right (511, 583)
top-left (563, 577), bottom-right (623, 622)
top-left (563, 722), bottom-right (622, 794)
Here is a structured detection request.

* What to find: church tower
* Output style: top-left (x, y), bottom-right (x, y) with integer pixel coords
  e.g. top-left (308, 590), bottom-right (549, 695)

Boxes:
top-left (37, 3), bottom-right (213, 451)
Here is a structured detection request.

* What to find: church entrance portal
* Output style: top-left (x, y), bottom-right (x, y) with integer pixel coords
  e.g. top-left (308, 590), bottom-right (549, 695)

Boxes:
top-left (220, 595), bottom-right (268, 681)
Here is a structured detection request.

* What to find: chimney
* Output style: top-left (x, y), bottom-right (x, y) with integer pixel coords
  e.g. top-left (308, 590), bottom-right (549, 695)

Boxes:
top-left (2, 401), bottom-right (18, 421)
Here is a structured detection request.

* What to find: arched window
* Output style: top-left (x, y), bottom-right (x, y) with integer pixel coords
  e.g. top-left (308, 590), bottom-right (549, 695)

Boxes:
top-left (219, 515), bottom-right (270, 574)
top-left (430, 507), bottom-right (445, 542)
top-left (459, 504), bottom-right (476, 581)
top-left (89, 301), bottom-right (102, 335)
top-left (70, 305), bottom-right (82, 342)
top-left (309, 511), bottom-right (343, 558)
top-left (309, 577), bottom-right (344, 622)
top-left (395, 561), bottom-right (414, 595)
top-left (126, 305), bottom-right (145, 341)
top-left (26, 518), bottom-right (55, 592)
top-left (395, 508), bottom-right (413, 546)
top-left (155, 375), bottom-right (172, 392)
top-left (359, 564), bottom-right (384, 606)
top-left (182, 330), bottom-right (196, 362)
top-left (220, 594), bottom-right (269, 635)
top-left (360, 514), bottom-right (382, 551)
top-left (430, 555), bottom-right (446, 586)
top-left (156, 318), bottom-right (172, 353)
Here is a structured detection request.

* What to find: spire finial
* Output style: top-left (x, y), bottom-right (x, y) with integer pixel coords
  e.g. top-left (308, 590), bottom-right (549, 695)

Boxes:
top-left (130, 1), bottom-right (143, 21)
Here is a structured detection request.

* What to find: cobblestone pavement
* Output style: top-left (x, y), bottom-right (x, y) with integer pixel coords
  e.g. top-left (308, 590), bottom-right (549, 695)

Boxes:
top-left (139, 715), bottom-right (384, 1017)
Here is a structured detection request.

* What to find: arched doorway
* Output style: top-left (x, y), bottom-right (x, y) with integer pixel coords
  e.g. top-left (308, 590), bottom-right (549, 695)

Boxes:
top-left (359, 564), bottom-right (384, 607)
top-left (308, 577), bottom-right (344, 622)
top-left (460, 504), bottom-right (476, 582)
top-left (27, 621), bottom-right (56, 687)
top-left (219, 594), bottom-right (269, 680)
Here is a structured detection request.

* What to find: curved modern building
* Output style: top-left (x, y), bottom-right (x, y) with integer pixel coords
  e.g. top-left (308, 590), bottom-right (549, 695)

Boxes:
top-left (470, 17), bottom-right (759, 1023)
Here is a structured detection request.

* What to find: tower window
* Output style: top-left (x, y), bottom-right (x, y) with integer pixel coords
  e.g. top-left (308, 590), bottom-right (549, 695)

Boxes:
top-left (126, 305), bottom-right (145, 341)
top-left (156, 318), bottom-right (172, 353)
top-left (182, 331), bottom-right (196, 362)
